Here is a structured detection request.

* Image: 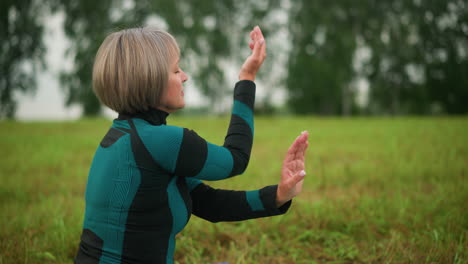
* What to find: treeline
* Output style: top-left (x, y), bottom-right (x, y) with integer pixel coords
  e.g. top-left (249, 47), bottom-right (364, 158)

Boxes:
top-left (1, 0), bottom-right (467, 118)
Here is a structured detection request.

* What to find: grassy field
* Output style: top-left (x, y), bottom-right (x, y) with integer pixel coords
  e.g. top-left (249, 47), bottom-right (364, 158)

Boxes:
top-left (0, 116), bottom-right (467, 264)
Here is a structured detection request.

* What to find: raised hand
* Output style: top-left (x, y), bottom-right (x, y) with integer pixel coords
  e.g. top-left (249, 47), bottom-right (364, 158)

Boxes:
top-left (239, 26), bottom-right (267, 81)
top-left (276, 131), bottom-right (309, 207)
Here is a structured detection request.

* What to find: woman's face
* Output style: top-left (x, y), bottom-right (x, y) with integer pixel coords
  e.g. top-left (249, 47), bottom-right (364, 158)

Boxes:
top-left (158, 56), bottom-right (189, 113)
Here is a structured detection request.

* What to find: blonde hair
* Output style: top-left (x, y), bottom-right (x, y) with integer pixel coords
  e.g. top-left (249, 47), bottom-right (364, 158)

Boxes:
top-left (92, 27), bottom-right (180, 114)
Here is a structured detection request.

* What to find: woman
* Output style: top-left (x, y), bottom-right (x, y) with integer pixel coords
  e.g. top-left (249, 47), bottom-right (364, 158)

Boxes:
top-left (75, 26), bottom-right (309, 264)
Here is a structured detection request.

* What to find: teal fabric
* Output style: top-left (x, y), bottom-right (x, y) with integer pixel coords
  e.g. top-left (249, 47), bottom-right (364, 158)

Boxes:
top-left (166, 176), bottom-right (189, 263)
top-left (185, 178), bottom-right (203, 192)
top-left (83, 133), bottom-right (141, 262)
top-left (232, 100), bottom-right (254, 135)
top-left (194, 142), bottom-right (233, 180)
top-left (76, 81), bottom-right (263, 264)
top-left (133, 119), bottom-right (183, 173)
top-left (245, 190), bottom-right (265, 211)
top-left (113, 119), bottom-right (131, 131)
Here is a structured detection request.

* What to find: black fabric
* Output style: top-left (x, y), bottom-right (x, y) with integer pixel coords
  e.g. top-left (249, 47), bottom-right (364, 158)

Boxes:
top-left (76, 80), bottom-right (278, 263)
top-left (259, 185), bottom-right (292, 214)
top-left (224, 115), bottom-right (253, 176)
top-left (74, 229), bottom-right (103, 264)
top-left (190, 183), bottom-right (291, 223)
top-left (100, 127), bottom-right (128, 148)
top-left (174, 128), bottom-right (208, 177)
top-left (190, 184), bottom-right (250, 223)
top-left (176, 174), bottom-right (192, 222)
top-left (121, 119), bottom-right (173, 263)
top-left (117, 108), bottom-right (169, 126)
top-left (233, 80), bottom-right (256, 109)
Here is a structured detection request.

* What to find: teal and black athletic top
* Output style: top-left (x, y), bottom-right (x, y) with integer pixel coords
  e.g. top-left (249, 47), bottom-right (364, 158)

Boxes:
top-left (75, 80), bottom-right (291, 264)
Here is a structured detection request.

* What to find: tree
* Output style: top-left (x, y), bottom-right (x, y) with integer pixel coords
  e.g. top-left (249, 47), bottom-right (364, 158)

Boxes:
top-left (7, 0), bottom-right (465, 117)
top-left (363, 0), bottom-right (468, 115)
top-left (287, 1), bottom-right (362, 115)
top-left (286, 0), bottom-right (468, 115)
top-left (417, 0), bottom-right (468, 114)
top-left (59, 0), bottom-right (126, 116)
top-left (0, 0), bottom-right (48, 119)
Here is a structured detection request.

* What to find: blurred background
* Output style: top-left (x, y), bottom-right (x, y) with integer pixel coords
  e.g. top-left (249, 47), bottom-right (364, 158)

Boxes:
top-left (1, 1), bottom-right (467, 263)
top-left (1, 0), bottom-right (467, 120)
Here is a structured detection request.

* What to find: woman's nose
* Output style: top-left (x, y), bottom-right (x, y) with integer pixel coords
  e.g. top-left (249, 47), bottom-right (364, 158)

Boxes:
top-left (181, 70), bottom-right (189, 83)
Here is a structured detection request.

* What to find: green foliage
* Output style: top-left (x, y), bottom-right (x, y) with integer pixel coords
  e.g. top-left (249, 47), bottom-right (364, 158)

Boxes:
top-left (0, 0), bottom-right (50, 119)
top-left (0, 117), bottom-right (467, 263)
top-left (59, 0), bottom-right (131, 116)
top-left (287, 0), bottom-right (468, 115)
top-left (363, 0), bottom-right (468, 115)
top-left (3, 0), bottom-right (466, 118)
top-left (287, 1), bottom-right (359, 115)
top-left (57, 0), bottom-right (281, 116)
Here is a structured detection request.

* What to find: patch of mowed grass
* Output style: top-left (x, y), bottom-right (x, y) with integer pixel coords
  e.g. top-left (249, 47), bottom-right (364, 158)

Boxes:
top-left (0, 116), bottom-right (467, 263)
top-left (0, 119), bottom-right (109, 263)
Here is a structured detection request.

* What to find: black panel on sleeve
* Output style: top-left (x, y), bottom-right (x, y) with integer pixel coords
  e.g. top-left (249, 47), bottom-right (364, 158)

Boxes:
top-left (74, 229), bottom-right (103, 264)
top-left (233, 80), bottom-right (256, 109)
top-left (225, 115), bottom-right (253, 176)
top-left (190, 183), bottom-right (250, 223)
top-left (259, 185), bottom-right (292, 214)
top-left (174, 128), bottom-right (208, 177)
top-left (190, 183), bottom-right (291, 223)
top-left (177, 174), bottom-right (192, 220)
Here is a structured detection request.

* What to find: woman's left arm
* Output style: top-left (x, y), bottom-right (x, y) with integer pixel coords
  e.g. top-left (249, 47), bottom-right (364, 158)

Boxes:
top-left (186, 178), bottom-right (289, 222)
top-left (185, 132), bottom-right (309, 222)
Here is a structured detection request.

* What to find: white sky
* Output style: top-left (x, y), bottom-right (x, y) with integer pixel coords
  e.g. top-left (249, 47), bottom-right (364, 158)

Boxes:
top-left (15, 12), bottom-right (83, 120)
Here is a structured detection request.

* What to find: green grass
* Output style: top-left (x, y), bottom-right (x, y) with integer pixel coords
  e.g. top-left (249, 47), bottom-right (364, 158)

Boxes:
top-left (0, 116), bottom-right (467, 264)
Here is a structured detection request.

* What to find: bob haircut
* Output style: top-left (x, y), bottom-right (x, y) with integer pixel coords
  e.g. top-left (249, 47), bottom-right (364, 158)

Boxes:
top-left (92, 27), bottom-right (180, 114)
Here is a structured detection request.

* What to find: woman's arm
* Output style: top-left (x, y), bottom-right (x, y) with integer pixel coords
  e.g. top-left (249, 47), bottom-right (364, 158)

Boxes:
top-left (174, 80), bottom-right (255, 180)
top-left (137, 27), bottom-right (266, 181)
top-left (185, 131), bottom-right (309, 222)
top-left (186, 178), bottom-right (289, 223)
top-left (170, 27), bottom-right (267, 180)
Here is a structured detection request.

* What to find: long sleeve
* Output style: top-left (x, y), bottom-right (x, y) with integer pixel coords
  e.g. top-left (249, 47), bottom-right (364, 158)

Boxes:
top-left (135, 80), bottom-right (256, 181)
top-left (185, 178), bottom-right (291, 223)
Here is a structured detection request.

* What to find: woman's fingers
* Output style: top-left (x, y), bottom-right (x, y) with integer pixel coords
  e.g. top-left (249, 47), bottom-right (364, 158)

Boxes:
top-left (252, 38), bottom-right (265, 58)
top-left (287, 133), bottom-right (306, 154)
top-left (294, 132), bottom-right (309, 160)
top-left (250, 28), bottom-right (256, 41)
top-left (285, 131), bottom-right (309, 163)
top-left (239, 26), bottom-right (268, 80)
top-left (295, 134), bottom-right (309, 160)
top-left (285, 141), bottom-right (302, 163)
top-left (282, 169), bottom-right (305, 196)
top-left (251, 26), bottom-right (265, 58)
top-left (254, 26), bottom-right (264, 41)
top-left (278, 130), bottom-right (309, 207)
top-left (294, 170), bottom-right (306, 183)
top-left (247, 26), bottom-right (265, 62)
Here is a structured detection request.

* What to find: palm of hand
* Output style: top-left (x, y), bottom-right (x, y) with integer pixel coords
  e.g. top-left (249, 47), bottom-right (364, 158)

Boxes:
top-left (239, 26), bottom-right (266, 81)
top-left (281, 159), bottom-right (305, 198)
top-left (277, 132), bottom-right (309, 207)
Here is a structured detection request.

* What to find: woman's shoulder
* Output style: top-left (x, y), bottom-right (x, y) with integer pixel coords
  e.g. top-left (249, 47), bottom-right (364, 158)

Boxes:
top-left (136, 121), bottom-right (184, 139)
top-left (133, 119), bottom-right (206, 149)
